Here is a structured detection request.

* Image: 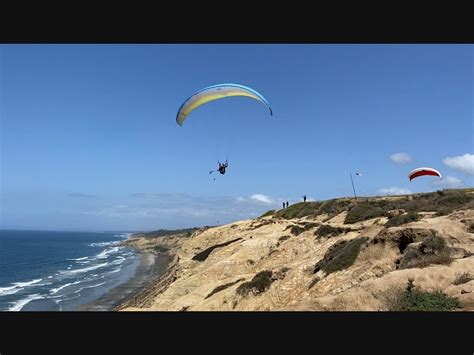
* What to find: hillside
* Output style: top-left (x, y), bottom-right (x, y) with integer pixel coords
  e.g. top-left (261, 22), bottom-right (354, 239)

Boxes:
top-left (117, 188), bottom-right (474, 311)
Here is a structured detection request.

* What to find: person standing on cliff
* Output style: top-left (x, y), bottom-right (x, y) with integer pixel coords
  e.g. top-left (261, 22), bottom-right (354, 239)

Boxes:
top-left (286, 201), bottom-right (289, 208)
top-left (303, 195), bottom-right (307, 202)
top-left (282, 202), bottom-right (285, 209)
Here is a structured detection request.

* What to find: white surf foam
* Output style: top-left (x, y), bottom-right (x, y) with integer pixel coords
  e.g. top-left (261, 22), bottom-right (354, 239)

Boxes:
top-left (0, 278), bottom-right (43, 297)
top-left (0, 286), bottom-right (21, 297)
top-left (49, 280), bottom-right (82, 295)
top-left (89, 241), bottom-right (120, 247)
top-left (59, 262), bottom-right (108, 276)
top-left (104, 268), bottom-right (121, 275)
top-left (8, 294), bottom-right (44, 311)
top-left (72, 281), bottom-right (107, 294)
top-left (13, 278), bottom-right (43, 288)
top-left (95, 246), bottom-right (121, 259)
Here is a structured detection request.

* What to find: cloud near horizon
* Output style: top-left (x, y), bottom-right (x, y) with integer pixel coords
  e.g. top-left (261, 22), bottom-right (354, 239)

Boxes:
top-left (249, 194), bottom-right (273, 205)
top-left (442, 153), bottom-right (474, 176)
top-left (433, 176), bottom-right (464, 189)
top-left (81, 193), bottom-right (280, 226)
top-left (377, 187), bottom-right (412, 196)
top-left (390, 153), bottom-right (412, 164)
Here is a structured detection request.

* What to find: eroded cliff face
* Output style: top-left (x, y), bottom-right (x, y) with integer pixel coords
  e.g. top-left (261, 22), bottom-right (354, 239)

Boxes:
top-left (119, 192), bottom-right (474, 311)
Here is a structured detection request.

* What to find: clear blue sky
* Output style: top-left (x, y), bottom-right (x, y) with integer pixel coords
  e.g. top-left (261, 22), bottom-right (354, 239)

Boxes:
top-left (1, 44), bottom-right (472, 231)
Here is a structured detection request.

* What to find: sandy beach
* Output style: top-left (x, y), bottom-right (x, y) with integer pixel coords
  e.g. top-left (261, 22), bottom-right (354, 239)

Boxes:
top-left (78, 252), bottom-right (171, 311)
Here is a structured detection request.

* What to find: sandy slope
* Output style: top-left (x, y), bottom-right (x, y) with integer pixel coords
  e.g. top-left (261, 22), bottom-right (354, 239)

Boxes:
top-left (119, 207), bottom-right (474, 311)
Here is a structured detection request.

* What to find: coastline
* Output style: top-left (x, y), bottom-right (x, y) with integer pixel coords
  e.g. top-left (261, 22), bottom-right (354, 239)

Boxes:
top-left (77, 251), bottom-right (171, 311)
top-left (78, 228), bottom-right (198, 311)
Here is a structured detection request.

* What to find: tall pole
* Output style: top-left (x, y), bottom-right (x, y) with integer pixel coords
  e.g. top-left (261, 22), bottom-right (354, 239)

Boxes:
top-left (350, 172), bottom-right (357, 200)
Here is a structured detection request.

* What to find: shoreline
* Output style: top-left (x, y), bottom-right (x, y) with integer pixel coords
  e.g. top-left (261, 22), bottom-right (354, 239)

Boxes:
top-left (77, 251), bottom-right (171, 311)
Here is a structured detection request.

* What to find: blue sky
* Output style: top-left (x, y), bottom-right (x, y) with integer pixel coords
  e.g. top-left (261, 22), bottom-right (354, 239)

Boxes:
top-left (1, 44), bottom-right (472, 231)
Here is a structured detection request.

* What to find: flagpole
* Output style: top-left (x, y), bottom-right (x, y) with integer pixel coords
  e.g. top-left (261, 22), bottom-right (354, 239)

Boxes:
top-left (350, 172), bottom-right (357, 200)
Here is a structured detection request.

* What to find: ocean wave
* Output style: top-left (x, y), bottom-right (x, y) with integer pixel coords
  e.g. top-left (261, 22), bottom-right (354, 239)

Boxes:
top-left (36, 282), bottom-right (53, 287)
top-left (0, 278), bottom-right (43, 297)
top-left (110, 256), bottom-right (126, 266)
top-left (114, 233), bottom-right (131, 239)
top-left (95, 246), bottom-right (121, 259)
top-left (67, 256), bottom-right (88, 261)
top-left (13, 278), bottom-right (43, 288)
top-left (49, 281), bottom-right (82, 295)
top-left (56, 293), bottom-right (81, 304)
top-left (0, 286), bottom-right (22, 297)
top-left (59, 262), bottom-right (108, 276)
top-left (89, 241), bottom-right (120, 247)
top-left (76, 260), bottom-right (90, 264)
top-left (8, 294), bottom-right (44, 311)
top-left (72, 281), bottom-right (107, 294)
top-left (103, 268), bottom-right (121, 275)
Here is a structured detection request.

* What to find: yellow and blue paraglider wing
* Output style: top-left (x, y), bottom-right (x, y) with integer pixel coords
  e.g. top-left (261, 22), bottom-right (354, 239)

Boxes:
top-left (176, 83), bottom-right (272, 126)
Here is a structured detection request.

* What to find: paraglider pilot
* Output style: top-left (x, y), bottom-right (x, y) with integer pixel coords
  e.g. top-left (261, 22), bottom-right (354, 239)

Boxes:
top-left (218, 160), bottom-right (228, 175)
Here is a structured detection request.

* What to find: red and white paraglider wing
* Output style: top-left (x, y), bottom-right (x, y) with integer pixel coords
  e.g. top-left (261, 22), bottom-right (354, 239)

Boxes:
top-left (408, 167), bottom-right (442, 181)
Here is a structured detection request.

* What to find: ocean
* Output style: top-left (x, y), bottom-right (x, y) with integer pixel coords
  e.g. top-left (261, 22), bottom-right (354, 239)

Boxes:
top-left (0, 229), bottom-right (140, 311)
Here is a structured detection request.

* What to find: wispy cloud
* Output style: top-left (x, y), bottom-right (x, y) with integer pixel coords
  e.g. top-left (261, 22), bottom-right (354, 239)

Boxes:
top-left (443, 153), bottom-right (474, 175)
top-left (433, 176), bottom-right (464, 189)
top-left (68, 193), bottom-right (97, 198)
top-left (390, 153), bottom-right (412, 164)
top-left (235, 194), bottom-right (279, 206)
top-left (249, 194), bottom-right (273, 205)
top-left (377, 187), bottom-right (412, 196)
top-left (82, 192), bottom-right (278, 222)
top-left (83, 205), bottom-right (216, 218)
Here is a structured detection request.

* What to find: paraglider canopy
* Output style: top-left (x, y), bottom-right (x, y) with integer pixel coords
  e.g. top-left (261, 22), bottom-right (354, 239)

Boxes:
top-left (408, 167), bottom-right (442, 181)
top-left (176, 83), bottom-right (272, 126)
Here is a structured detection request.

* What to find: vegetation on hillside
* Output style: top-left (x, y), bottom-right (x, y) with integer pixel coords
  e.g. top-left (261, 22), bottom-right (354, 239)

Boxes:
top-left (385, 279), bottom-right (460, 311)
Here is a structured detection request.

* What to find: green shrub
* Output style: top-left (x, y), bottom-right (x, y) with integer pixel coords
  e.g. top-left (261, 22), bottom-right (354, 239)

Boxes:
top-left (385, 212), bottom-right (421, 228)
top-left (273, 199), bottom-right (352, 220)
top-left (314, 224), bottom-right (351, 238)
top-left (314, 237), bottom-right (368, 275)
top-left (468, 223), bottom-right (474, 233)
top-left (138, 227), bottom-right (200, 238)
top-left (421, 235), bottom-right (446, 253)
top-left (398, 235), bottom-right (452, 270)
top-left (273, 202), bottom-right (324, 219)
top-left (453, 272), bottom-right (473, 285)
top-left (192, 238), bottom-right (242, 262)
top-left (273, 267), bottom-right (290, 280)
top-left (398, 190), bottom-right (472, 215)
top-left (272, 189), bottom-right (473, 223)
top-left (318, 199), bottom-right (352, 216)
top-left (344, 203), bottom-right (385, 224)
top-left (308, 277), bottom-right (320, 289)
top-left (205, 279), bottom-right (245, 299)
top-left (435, 208), bottom-right (452, 216)
top-left (399, 250), bottom-right (452, 270)
top-left (289, 223), bottom-right (319, 236)
top-left (387, 279), bottom-right (460, 311)
top-left (259, 210), bottom-right (275, 218)
top-left (236, 270), bottom-right (274, 297)
top-left (153, 246), bottom-right (168, 253)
